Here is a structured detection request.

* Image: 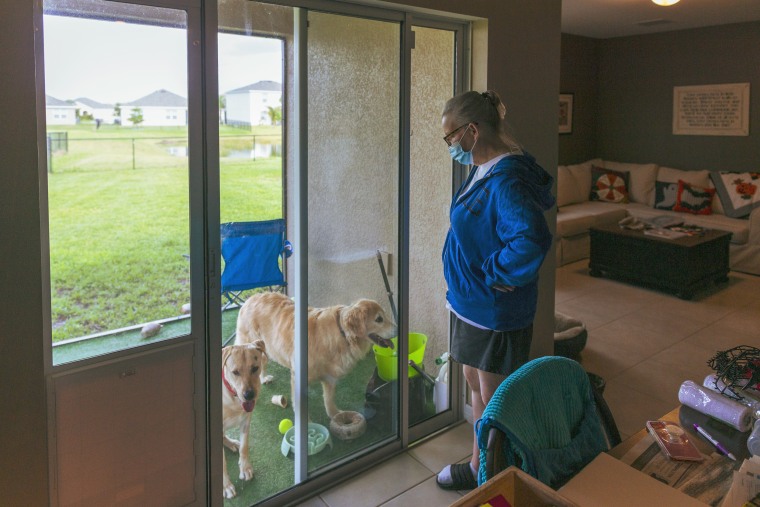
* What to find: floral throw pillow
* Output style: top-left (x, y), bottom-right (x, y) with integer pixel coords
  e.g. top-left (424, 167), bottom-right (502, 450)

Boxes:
top-left (710, 172), bottom-right (760, 218)
top-left (589, 166), bottom-right (629, 203)
top-left (673, 180), bottom-right (715, 215)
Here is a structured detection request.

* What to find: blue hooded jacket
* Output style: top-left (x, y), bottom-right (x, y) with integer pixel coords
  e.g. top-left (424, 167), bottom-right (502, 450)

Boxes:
top-left (442, 152), bottom-right (555, 331)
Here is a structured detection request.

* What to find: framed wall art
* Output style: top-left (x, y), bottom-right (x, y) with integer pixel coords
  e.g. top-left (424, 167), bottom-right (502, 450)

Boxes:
top-left (559, 93), bottom-right (573, 134)
top-left (673, 83), bottom-right (750, 136)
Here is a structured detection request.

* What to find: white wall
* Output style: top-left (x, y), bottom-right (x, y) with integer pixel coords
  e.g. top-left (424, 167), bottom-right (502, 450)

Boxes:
top-left (226, 90), bottom-right (282, 126)
top-left (249, 90), bottom-right (281, 125)
top-left (122, 106), bottom-right (187, 127)
top-left (46, 107), bottom-right (76, 125)
top-left (225, 92), bottom-right (252, 125)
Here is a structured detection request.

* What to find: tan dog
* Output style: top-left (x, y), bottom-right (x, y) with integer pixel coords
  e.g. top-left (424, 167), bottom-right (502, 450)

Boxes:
top-left (222, 342), bottom-right (267, 499)
top-left (235, 292), bottom-right (396, 418)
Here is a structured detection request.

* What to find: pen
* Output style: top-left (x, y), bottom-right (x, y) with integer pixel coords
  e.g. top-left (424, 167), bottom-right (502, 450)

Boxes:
top-left (693, 423), bottom-right (737, 461)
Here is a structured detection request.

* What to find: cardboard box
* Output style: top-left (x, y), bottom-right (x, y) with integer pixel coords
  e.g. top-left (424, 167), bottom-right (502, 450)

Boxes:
top-left (449, 467), bottom-right (579, 507)
top-left (558, 453), bottom-right (707, 506)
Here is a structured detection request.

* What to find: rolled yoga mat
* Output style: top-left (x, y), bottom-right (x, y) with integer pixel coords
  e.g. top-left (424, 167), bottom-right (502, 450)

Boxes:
top-left (678, 380), bottom-right (753, 432)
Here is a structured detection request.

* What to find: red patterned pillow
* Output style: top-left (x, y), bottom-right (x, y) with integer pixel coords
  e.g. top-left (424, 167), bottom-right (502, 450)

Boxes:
top-left (674, 180), bottom-right (715, 215)
top-left (589, 166), bottom-right (629, 203)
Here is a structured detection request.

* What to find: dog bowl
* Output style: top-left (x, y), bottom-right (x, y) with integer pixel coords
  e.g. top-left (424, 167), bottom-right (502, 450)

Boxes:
top-left (280, 422), bottom-right (332, 457)
top-left (330, 411), bottom-right (367, 441)
top-left (373, 332), bottom-right (427, 382)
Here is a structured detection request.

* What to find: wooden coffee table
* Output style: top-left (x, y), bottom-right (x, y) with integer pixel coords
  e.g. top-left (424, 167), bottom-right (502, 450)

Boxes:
top-left (589, 223), bottom-right (731, 299)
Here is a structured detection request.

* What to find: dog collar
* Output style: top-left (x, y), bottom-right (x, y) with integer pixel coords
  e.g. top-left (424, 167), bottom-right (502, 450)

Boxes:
top-left (222, 368), bottom-right (237, 398)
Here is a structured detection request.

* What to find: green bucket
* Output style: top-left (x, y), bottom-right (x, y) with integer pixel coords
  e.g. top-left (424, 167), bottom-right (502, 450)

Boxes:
top-left (372, 332), bottom-right (427, 382)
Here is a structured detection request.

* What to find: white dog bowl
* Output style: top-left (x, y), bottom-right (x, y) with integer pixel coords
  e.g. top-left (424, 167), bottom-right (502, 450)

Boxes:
top-left (281, 422), bottom-right (332, 457)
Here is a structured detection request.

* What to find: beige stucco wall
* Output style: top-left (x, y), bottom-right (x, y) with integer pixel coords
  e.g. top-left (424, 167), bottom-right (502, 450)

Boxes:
top-left (305, 12), bottom-right (400, 310)
top-left (291, 18), bottom-right (457, 374)
top-left (408, 26), bottom-right (456, 370)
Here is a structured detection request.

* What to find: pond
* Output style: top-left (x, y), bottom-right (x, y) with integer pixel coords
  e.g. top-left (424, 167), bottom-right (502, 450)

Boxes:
top-left (168, 143), bottom-right (282, 158)
top-left (225, 143), bottom-right (282, 159)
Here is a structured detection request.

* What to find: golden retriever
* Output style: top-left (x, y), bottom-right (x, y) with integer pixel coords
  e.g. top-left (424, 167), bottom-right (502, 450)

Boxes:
top-left (235, 292), bottom-right (396, 418)
top-left (222, 342), bottom-right (267, 499)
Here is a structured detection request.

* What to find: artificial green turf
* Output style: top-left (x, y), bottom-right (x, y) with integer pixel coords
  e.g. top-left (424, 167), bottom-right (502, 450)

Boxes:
top-left (222, 354), bottom-right (402, 506)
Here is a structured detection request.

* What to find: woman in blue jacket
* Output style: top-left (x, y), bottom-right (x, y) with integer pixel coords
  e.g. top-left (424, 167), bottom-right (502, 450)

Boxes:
top-left (437, 90), bottom-right (555, 490)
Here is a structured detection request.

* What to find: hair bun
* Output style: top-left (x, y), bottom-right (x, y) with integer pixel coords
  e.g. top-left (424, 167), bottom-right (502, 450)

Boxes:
top-left (496, 102), bottom-right (506, 120)
top-left (482, 90), bottom-right (506, 120)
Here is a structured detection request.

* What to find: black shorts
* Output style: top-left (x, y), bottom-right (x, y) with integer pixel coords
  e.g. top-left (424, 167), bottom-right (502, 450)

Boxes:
top-left (450, 315), bottom-right (533, 375)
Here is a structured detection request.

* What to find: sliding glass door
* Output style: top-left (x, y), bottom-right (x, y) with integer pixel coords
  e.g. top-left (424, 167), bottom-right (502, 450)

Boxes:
top-left (215, 3), bottom-right (466, 504)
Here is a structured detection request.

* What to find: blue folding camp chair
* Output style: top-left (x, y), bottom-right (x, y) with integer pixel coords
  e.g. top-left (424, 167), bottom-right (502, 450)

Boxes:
top-left (220, 219), bottom-right (292, 344)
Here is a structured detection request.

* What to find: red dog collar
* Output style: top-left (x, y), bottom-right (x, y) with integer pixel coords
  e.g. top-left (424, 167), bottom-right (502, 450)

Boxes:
top-left (222, 368), bottom-right (237, 397)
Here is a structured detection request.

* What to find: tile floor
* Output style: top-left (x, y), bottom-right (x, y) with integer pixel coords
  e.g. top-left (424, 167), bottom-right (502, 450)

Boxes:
top-left (296, 260), bottom-right (760, 506)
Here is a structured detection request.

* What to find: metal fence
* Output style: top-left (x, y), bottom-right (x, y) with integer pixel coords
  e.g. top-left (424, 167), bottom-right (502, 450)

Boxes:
top-left (45, 134), bottom-right (282, 173)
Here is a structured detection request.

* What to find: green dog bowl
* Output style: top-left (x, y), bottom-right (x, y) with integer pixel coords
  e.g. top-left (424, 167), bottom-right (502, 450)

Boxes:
top-left (280, 422), bottom-right (333, 457)
top-left (372, 332), bottom-right (427, 382)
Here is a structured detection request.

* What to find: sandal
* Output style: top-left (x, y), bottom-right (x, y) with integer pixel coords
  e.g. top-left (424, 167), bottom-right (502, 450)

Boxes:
top-left (436, 462), bottom-right (478, 491)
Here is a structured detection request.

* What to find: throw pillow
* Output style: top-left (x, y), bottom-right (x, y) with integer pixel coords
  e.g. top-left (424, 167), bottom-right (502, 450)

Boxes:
top-left (557, 166), bottom-right (584, 207)
top-left (654, 181), bottom-right (678, 210)
top-left (603, 161), bottom-right (659, 205)
top-left (657, 167), bottom-right (711, 187)
top-left (673, 180), bottom-right (715, 215)
top-left (589, 166), bottom-right (629, 203)
top-left (710, 171), bottom-right (760, 218)
top-left (567, 159), bottom-right (601, 200)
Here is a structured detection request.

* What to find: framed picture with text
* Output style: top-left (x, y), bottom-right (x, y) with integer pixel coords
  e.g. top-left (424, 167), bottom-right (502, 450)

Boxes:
top-left (559, 93), bottom-right (573, 134)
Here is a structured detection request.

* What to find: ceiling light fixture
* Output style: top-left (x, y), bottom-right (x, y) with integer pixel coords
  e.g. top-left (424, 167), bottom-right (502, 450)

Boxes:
top-left (652, 0), bottom-right (680, 6)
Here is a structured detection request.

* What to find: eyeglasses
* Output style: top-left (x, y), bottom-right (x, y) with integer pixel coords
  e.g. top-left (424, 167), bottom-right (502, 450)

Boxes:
top-left (443, 123), bottom-right (470, 147)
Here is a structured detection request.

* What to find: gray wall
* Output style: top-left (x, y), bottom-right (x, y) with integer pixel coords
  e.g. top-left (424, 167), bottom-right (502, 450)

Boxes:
top-left (598, 21), bottom-right (760, 170)
top-left (558, 33), bottom-right (598, 165)
top-left (561, 21), bottom-right (760, 171)
top-left (0, 0), bottom-right (561, 503)
top-left (0, 0), bottom-right (50, 504)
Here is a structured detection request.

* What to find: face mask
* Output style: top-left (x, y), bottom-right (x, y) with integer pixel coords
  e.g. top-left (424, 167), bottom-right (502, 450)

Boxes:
top-left (448, 126), bottom-right (476, 165)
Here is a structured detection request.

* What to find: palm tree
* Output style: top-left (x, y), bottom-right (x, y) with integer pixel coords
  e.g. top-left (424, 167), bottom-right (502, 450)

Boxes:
top-left (266, 105), bottom-right (282, 126)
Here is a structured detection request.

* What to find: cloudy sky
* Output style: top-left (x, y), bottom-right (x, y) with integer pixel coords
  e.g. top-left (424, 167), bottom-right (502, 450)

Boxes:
top-left (43, 14), bottom-right (282, 104)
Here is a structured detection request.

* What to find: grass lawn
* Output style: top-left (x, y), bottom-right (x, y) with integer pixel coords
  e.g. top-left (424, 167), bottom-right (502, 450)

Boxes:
top-left (48, 124), bottom-right (283, 342)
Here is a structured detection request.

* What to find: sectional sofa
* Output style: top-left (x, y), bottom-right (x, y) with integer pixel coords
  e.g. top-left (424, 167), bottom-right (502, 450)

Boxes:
top-left (555, 159), bottom-right (760, 276)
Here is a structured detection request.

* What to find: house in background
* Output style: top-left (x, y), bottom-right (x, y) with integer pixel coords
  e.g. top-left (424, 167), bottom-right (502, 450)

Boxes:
top-left (120, 88), bottom-right (188, 127)
top-left (73, 97), bottom-right (117, 124)
top-left (224, 80), bottom-right (282, 127)
top-left (45, 95), bottom-right (76, 125)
